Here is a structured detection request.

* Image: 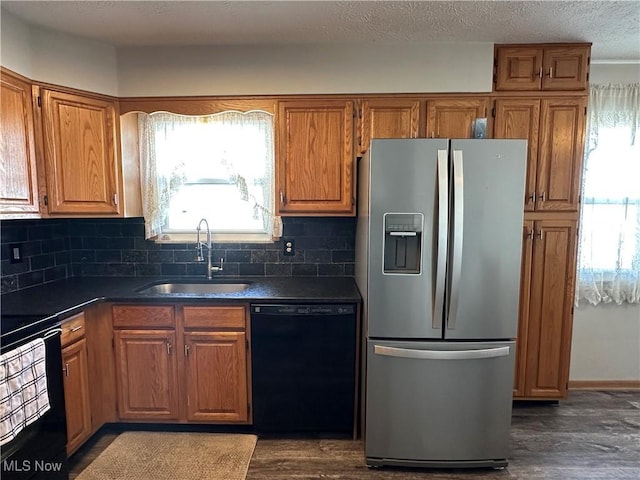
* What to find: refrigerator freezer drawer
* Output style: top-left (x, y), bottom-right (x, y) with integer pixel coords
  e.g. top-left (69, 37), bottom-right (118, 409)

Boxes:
top-left (365, 339), bottom-right (516, 468)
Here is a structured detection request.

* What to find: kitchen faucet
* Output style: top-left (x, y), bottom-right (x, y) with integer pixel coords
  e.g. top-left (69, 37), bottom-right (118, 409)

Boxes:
top-left (195, 218), bottom-right (223, 279)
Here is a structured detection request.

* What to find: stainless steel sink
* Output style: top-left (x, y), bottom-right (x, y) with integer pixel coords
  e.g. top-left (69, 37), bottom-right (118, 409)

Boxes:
top-left (138, 282), bottom-right (250, 294)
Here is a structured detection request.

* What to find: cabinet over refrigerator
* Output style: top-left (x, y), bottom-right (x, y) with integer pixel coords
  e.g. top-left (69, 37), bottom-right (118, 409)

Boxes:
top-left (355, 138), bottom-right (526, 468)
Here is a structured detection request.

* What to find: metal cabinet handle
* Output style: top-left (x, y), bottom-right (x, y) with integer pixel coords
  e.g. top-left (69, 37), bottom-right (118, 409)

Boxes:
top-left (527, 192), bottom-right (536, 204)
top-left (63, 363), bottom-right (69, 377)
top-left (280, 191), bottom-right (284, 204)
top-left (70, 325), bottom-right (83, 332)
top-left (184, 344), bottom-right (190, 356)
top-left (538, 66), bottom-right (543, 79)
top-left (166, 342), bottom-right (172, 355)
top-left (536, 230), bottom-right (544, 240)
top-left (526, 228), bottom-right (534, 241)
top-left (538, 191), bottom-right (546, 202)
top-left (549, 67), bottom-right (553, 79)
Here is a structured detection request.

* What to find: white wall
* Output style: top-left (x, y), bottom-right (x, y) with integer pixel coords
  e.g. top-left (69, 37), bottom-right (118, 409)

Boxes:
top-left (0, 10), bottom-right (118, 96)
top-left (570, 303), bottom-right (640, 381)
top-left (1, 10), bottom-right (492, 96)
top-left (589, 63), bottom-right (640, 84)
top-left (116, 43), bottom-right (493, 96)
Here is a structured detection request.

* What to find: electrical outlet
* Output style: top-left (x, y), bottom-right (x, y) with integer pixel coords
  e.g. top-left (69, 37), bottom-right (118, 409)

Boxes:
top-left (283, 239), bottom-right (295, 256)
top-left (9, 243), bottom-right (23, 264)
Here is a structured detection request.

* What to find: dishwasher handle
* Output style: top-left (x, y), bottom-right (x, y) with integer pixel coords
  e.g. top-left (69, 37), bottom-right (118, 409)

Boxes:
top-left (251, 304), bottom-right (355, 316)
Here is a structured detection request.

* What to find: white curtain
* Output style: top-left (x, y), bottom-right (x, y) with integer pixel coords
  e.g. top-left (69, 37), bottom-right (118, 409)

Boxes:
top-left (138, 111), bottom-right (282, 240)
top-left (576, 83), bottom-right (640, 305)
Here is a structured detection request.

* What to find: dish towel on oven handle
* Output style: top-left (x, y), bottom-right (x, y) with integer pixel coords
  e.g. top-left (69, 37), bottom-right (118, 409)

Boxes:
top-left (0, 337), bottom-right (51, 446)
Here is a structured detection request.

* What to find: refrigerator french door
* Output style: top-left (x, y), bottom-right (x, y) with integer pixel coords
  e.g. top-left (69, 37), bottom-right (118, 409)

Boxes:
top-left (357, 138), bottom-right (526, 468)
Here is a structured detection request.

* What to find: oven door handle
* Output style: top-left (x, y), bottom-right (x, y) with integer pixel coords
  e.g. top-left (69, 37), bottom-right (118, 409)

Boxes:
top-left (43, 328), bottom-right (63, 340)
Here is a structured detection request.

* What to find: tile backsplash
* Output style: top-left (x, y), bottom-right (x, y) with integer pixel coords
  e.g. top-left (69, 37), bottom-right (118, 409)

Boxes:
top-left (1, 217), bottom-right (355, 294)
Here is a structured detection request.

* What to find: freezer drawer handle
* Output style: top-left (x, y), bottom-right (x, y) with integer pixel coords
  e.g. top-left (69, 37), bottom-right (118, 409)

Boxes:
top-left (373, 345), bottom-right (510, 360)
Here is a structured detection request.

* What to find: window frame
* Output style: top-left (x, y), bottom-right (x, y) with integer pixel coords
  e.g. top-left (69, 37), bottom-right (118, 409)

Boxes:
top-left (127, 98), bottom-right (278, 244)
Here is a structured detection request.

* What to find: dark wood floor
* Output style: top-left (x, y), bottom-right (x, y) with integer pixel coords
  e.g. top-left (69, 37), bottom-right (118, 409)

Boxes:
top-left (70, 390), bottom-right (640, 479)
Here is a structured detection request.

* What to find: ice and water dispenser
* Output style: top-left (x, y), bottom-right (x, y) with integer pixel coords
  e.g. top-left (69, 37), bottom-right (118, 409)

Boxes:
top-left (383, 213), bottom-right (423, 274)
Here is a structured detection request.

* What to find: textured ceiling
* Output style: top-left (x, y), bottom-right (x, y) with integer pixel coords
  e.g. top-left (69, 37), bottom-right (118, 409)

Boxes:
top-left (2, 1), bottom-right (639, 61)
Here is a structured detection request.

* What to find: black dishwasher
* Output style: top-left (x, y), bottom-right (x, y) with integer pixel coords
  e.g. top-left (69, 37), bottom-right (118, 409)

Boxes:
top-left (251, 304), bottom-right (357, 436)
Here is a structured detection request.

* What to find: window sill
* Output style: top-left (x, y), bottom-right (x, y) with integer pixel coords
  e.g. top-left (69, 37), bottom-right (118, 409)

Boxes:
top-left (153, 232), bottom-right (275, 244)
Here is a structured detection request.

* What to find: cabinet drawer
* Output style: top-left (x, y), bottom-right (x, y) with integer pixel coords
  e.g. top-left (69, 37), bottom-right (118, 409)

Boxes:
top-left (61, 312), bottom-right (86, 347)
top-left (112, 305), bottom-right (175, 328)
top-left (183, 306), bottom-right (246, 330)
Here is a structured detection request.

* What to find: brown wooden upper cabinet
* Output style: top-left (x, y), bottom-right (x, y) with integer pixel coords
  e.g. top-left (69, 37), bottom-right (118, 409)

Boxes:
top-left (358, 98), bottom-right (421, 156)
top-left (40, 89), bottom-right (122, 215)
top-left (0, 70), bottom-right (40, 218)
top-left (426, 99), bottom-right (488, 139)
top-left (276, 99), bottom-right (355, 215)
top-left (494, 44), bottom-right (591, 91)
top-left (493, 97), bottom-right (586, 211)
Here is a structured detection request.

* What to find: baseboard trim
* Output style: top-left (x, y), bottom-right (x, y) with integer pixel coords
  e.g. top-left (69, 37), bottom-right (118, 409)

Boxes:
top-left (569, 380), bottom-right (640, 390)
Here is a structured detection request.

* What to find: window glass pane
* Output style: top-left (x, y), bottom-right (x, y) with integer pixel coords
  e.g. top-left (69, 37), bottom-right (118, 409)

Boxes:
top-left (580, 204), bottom-right (638, 270)
top-left (583, 127), bottom-right (640, 202)
top-left (166, 184), bottom-right (265, 232)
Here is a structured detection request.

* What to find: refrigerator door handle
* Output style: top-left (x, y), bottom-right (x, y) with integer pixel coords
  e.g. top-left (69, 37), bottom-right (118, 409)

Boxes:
top-left (374, 345), bottom-right (511, 360)
top-left (447, 149), bottom-right (464, 330)
top-left (433, 149), bottom-right (449, 329)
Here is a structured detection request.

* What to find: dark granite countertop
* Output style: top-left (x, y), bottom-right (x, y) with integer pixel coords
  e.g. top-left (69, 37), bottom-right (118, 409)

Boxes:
top-left (0, 276), bottom-right (362, 321)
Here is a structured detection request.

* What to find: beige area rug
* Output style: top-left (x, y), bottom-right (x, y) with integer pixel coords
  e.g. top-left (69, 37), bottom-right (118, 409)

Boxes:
top-left (76, 432), bottom-right (257, 480)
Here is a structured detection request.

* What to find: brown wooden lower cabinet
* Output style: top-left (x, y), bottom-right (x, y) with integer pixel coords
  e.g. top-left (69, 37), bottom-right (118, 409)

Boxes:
top-left (61, 313), bottom-right (92, 456)
top-left (112, 304), bottom-right (251, 424)
top-left (114, 329), bottom-right (180, 420)
top-left (514, 218), bottom-right (578, 399)
top-left (184, 331), bottom-right (248, 422)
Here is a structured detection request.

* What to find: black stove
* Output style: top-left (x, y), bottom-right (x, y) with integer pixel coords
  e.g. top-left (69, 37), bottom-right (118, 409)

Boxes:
top-left (1, 314), bottom-right (58, 349)
top-left (0, 313), bottom-right (69, 480)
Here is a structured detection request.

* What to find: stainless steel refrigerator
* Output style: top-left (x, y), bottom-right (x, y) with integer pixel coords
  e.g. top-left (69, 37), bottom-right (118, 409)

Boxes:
top-left (355, 138), bottom-right (526, 469)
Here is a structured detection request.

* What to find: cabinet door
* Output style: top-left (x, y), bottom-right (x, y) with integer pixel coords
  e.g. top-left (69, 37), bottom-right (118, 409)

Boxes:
top-left (359, 98), bottom-right (421, 156)
top-left (493, 99), bottom-right (540, 211)
top-left (514, 221), bottom-right (534, 397)
top-left (184, 331), bottom-right (249, 422)
top-left (114, 329), bottom-right (180, 420)
top-left (494, 46), bottom-right (544, 91)
top-left (524, 219), bottom-right (577, 399)
top-left (0, 71), bottom-right (40, 217)
top-left (542, 46), bottom-right (590, 91)
top-left (426, 99), bottom-right (487, 139)
top-left (62, 338), bottom-right (91, 455)
top-left (537, 98), bottom-right (586, 211)
top-left (41, 89), bottom-right (121, 214)
top-left (277, 100), bottom-right (354, 215)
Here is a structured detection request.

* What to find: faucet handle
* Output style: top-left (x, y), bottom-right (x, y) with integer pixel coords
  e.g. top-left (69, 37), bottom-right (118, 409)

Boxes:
top-left (211, 258), bottom-right (224, 272)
